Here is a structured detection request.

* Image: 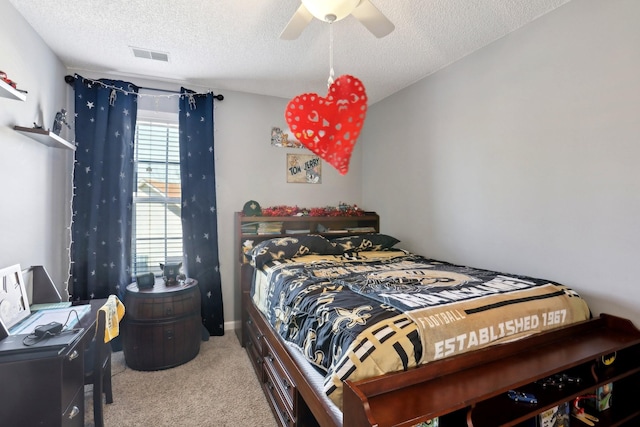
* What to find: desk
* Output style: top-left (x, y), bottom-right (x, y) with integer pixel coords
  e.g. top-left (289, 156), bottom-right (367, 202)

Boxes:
top-left (0, 299), bottom-right (104, 427)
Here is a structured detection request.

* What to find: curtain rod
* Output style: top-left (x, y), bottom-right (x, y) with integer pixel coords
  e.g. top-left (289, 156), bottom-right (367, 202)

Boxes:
top-left (64, 75), bottom-right (224, 101)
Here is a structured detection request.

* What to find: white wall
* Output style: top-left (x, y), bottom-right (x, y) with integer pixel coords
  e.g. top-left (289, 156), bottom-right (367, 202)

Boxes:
top-left (0, 0), bottom-right (73, 298)
top-left (1, 0), bottom-right (363, 326)
top-left (362, 0), bottom-right (640, 325)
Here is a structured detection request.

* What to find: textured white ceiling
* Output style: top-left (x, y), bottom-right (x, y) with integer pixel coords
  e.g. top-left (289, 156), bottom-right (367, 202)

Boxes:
top-left (9, 0), bottom-right (570, 104)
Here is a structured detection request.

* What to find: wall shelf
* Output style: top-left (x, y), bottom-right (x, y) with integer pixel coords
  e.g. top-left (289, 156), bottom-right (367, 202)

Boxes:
top-left (14, 126), bottom-right (75, 150)
top-left (0, 79), bottom-right (27, 101)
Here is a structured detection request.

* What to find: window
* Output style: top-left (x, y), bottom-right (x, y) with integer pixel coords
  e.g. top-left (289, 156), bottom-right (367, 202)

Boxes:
top-left (132, 117), bottom-right (182, 276)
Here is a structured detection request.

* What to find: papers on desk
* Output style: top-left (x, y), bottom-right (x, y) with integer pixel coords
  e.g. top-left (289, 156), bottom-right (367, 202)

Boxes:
top-left (9, 305), bottom-right (91, 335)
top-left (30, 302), bottom-right (72, 311)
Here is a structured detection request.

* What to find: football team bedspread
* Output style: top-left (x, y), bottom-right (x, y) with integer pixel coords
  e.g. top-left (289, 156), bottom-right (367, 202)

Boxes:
top-left (251, 248), bottom-right (591, 408)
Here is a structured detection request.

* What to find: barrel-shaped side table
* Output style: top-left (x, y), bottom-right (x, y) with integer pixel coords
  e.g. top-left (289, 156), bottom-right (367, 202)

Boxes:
top-left (122, 278), bottom-right (201, 371)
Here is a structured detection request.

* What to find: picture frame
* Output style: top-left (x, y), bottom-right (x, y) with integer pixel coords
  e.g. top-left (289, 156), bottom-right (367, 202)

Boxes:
top-left (271, 126), bottom-right (304, 148)
top-left (286, 153), bottom-right (322, 184)
top-left (0, 264), bottom-right (31, 329)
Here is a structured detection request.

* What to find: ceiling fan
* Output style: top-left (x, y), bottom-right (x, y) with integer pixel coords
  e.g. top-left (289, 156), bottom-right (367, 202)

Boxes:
top-left (280, 0), bottom-right (395, 40)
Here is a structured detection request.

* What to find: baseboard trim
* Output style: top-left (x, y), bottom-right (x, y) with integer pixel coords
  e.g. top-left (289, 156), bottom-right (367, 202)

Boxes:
top-left (225, 319), bottom-right (240, 332)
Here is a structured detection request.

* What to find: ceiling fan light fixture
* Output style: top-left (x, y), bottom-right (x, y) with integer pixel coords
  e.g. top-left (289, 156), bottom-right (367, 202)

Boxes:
top-left (280, 0), bottom-right (393, 40)
top-left (301, 0), bottom-right (361, 22)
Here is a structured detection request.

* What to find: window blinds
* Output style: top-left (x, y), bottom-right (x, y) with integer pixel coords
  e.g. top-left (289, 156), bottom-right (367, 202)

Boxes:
top-left (132, 119), bottom-right (182, 276)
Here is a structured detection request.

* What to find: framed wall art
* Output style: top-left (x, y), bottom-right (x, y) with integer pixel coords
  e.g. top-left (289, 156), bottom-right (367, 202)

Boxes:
top-left (271, 126), bottom-right (304, 148)
top-left (286, 154), bottom-right (321, 184)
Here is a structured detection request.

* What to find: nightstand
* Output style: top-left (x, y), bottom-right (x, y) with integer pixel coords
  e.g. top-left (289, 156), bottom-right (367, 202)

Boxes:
top-left (122, 279), bottom-right (201, 371)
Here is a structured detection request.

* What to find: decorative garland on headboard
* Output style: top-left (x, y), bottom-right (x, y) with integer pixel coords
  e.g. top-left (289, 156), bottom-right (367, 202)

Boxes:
top-left (259, 203), bottom-right (365, 217)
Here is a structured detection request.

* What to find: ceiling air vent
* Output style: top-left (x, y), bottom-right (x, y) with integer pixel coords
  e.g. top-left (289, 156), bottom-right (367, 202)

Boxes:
top-left (130, 47), bottom-right (169, 62)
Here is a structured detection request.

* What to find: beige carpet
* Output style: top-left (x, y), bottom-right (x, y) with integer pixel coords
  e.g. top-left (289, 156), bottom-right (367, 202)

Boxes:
top-left (84, 333), bottom-right (278, 427)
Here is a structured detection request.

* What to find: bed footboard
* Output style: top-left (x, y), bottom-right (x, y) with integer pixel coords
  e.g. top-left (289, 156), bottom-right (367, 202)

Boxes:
top-left (342, 314), bottom-right (640, 427)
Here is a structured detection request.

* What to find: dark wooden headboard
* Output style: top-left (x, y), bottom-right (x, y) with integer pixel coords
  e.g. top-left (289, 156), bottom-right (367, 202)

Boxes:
top-left (233, 211), bottom-right (380, 264)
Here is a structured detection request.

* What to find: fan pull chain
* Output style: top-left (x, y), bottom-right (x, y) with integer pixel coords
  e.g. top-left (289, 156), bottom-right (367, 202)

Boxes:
top-left (328, 21), bottom-right (335, 87)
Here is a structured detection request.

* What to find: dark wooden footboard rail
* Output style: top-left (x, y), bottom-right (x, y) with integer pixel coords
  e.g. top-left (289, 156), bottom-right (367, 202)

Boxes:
top-left (342, 314), bottom-right (640, 427)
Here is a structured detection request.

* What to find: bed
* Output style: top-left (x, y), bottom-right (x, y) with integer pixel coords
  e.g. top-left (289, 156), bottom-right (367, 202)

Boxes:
top-left (235, 212), bottom-right (593, 427)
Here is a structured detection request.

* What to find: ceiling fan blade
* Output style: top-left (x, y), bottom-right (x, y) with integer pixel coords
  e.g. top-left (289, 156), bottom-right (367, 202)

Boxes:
top-left (351, 0), bottom-right (395, 38)
top-left (280, 4), bottom-right (314, 40)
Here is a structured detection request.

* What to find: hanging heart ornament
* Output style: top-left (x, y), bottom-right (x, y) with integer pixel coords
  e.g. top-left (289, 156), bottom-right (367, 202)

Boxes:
top-left (285, 75), bottom-right (367, 175)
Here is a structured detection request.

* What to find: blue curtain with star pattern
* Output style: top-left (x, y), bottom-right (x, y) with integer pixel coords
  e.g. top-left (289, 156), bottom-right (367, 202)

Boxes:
top-left (179, 88), bottom-right (224, 336)
top-left (71, 76), bottom-right (138, 301)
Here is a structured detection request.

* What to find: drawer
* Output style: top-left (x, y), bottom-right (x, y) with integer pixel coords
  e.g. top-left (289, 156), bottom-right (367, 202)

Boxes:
top-left (265, 363), bottom-right (296, 427)
top-left (123, 315), bottom-right (201, 370)
top-left (245, 314), bottom-right (264, 379)
top-left (263, 338), bottom-right (295, 412)
top-left (62, 386), bottom-right (84, 427)
top-left (125, 287), bottom-right (200, 321)
top-left (246, 333), bottom-right (263, 380)
top-left (61, 340), bottom-right (84, 409)
top-left (246, 311), bottom-right (264, 355)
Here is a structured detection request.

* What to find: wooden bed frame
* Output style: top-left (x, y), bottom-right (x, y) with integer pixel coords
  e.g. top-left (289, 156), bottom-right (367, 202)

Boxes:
top-left (234, 212), bottom-right (640, 427)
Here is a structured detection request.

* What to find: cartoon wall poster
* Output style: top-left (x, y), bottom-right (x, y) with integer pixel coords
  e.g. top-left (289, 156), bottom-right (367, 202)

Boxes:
top-left (286, 154), bottom-right (321, 184)
top-left (271, 126), bottom-right (304, 148)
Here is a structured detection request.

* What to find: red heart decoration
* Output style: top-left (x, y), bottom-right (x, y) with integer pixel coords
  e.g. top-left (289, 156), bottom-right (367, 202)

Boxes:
top-left (285, 75), bottom-right (368, 175)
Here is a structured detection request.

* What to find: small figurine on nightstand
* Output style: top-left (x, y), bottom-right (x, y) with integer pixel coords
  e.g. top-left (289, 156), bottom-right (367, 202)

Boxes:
top-left (52, 108), bottom-right (71, 135)
top-left (160, 262), bottom-right (183, 286)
